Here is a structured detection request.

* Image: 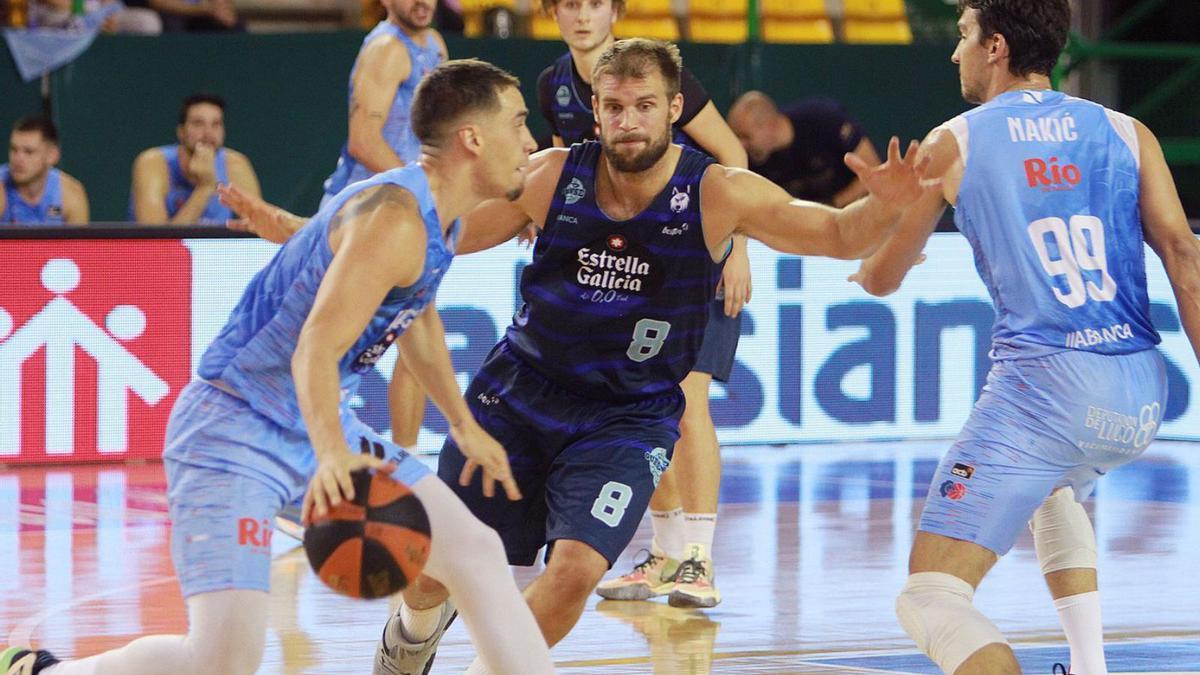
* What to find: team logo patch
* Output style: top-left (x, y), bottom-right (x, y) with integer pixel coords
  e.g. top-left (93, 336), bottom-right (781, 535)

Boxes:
top-left (645, 446), bottom-right (669, 487)
top-left (555, 84), bottom-right (571, 107)
top-left (607, 234), bottom-right (627, 251)
top-left (563, 177), bottom-right (586, 205)
top-left (669, 186), bottom-right (690, 213)
top-left (47, 205), bottom-right (64, 218)
top-left (951, 463), bottom-right (974, 479)
top-left (939, 480), bottom-right (967, 500)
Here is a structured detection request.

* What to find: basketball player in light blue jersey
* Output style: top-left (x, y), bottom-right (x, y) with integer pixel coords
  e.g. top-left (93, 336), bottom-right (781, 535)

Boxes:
top-left (320, 0), bottom-right (448, 476)
top-left (322, 0), bottom-right (446, 203)
top-left (1, 116), bottom-right (88, 225)
top-left (851, 2), bottom-right (1200, 673)
top-left (131, 93), bottom-right (261, 226)
top-left (0, 60), bottom-right (553, 675)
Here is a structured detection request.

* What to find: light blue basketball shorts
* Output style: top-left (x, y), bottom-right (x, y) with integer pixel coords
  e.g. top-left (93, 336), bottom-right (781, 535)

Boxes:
top-left (163, 380), bottom-right (431, 597)
top-left (918, 348), bottom-right (1167, 556)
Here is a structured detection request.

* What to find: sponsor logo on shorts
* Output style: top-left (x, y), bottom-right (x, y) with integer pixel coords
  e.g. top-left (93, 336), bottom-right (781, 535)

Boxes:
top-left (238, 517), bottom-right (273, 550)
top-left (1080, 402), bottom-right (1161, 454)
top-left (476, 392), bottom-right (500, 406)
top-left (645, 446), bottom-right (669, 487)
top-left (951, 463), bottom-right (974, 479)
top-left (939, 480), bottom-right (967, 500)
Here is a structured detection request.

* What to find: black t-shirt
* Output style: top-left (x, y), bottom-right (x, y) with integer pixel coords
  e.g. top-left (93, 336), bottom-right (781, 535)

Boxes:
top-left (750, 97), bottom-right (866, 205)
top-left (536, 53), bottom-right (711, 146)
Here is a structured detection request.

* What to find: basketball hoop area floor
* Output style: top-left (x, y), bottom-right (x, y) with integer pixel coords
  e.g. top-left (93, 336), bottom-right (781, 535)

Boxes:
top-left (3, 440), bottom-right (1198, 674)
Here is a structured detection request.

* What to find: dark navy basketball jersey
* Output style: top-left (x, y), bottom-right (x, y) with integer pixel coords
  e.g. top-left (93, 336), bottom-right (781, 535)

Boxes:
top-left (505, 141), bottom-right (722, 401)
top-left (539, 52), bottom-right (704, 150)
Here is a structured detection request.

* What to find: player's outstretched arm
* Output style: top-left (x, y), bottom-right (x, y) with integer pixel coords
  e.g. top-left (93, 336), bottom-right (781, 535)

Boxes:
top-left (708, 136), bottom-right (932, 259)
top-left (1137, 120), bottom-right (1200, 363)
top-left (293, 185), bottom-right (423, 521)
top-left (456, 147), bottom-right (566, 254)
top-left (219, 183), bottom-right (307, 243)
top-left (394, 305), bottom-right (521, 501)
top-left (850, 127), bottom-right (959, 296)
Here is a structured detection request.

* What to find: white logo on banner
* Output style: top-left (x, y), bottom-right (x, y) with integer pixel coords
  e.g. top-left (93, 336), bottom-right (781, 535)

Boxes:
top-left (0, 259), bottom-right (169, 456)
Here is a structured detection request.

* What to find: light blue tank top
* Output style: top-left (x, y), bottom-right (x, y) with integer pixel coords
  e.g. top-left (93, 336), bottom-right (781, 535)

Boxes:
top-left (948, 90), bottom-right (1158, 360)
top-left (127, 145), bottom-right (231, 224)
top-left (198, 163), bottom-right (460, 432)
top-left (1, 164), bottom-right (65, 225)
top-left (322, 22), bottom-right (443, 199)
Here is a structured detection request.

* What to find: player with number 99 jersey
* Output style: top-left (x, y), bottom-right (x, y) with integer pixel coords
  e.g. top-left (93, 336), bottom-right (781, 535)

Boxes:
top-left (947, 89), bottom-right (1159, 360)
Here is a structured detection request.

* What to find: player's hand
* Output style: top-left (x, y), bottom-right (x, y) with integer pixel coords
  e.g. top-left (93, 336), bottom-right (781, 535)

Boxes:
top-left (844, 137), bottom-right (939, 210)
top-left (189, 143), bottom-right (218, 187)
top-left (720, 243), bottom-right (752, 317)
top-left (847, 253), bottom-right (925, 290)
top-left (450, 420), bottom-right (522, 501)
top-left (302, 450), bottom-right (395, 524)
top-left (516, 223), bottom-right (538, 248)
top-left (220, 183), bottom-right (303, 244)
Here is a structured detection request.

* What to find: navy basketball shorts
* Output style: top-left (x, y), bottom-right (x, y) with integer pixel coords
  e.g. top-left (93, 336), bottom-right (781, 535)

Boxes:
top-left (919, 348), bottom-right (1167, 556)
top-left (438, 340), bottom-right (685, 567)
top-left (692, 298), bottom-right (742, 383)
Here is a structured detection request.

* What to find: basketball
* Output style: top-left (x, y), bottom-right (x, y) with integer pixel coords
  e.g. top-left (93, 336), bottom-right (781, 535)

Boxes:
top-left (303, 469), bottom-right (432, 599)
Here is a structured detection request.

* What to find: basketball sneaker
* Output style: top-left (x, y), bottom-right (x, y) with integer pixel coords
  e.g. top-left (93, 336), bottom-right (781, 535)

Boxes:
top-left (373, 600), bottom-right (457, 675)
top-left (596, 545), bottom-right (680, 601)
top-left (0, 647), bottom-right (59, 675)
top-left (667, 544), bottom-right (720, 609)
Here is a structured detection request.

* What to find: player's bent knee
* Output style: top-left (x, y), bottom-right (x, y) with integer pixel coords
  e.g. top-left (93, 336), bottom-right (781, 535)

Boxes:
top-left (895, 572), bottom-right (1007, 675)
top-left (1029, 487), bottom-right (1097, 575)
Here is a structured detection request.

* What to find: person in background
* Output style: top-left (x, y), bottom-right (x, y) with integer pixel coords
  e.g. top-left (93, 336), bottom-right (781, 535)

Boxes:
top-left (130, 93), bottom-right (260, 225)
top-left (1, 116), bottom-right (89, 225)
top-left (728, 91), bottom-right (879, 207)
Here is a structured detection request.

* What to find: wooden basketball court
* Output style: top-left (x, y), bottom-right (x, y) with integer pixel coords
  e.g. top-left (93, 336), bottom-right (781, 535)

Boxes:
top-left (3, 439), bottom-right (1198, 673)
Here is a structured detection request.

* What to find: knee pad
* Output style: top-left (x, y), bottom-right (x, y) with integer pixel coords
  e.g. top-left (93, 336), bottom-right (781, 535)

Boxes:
top-left (1029, 487), bottom-right (1097, 575)
top-left (895, 572), bottom-right (1008, 674)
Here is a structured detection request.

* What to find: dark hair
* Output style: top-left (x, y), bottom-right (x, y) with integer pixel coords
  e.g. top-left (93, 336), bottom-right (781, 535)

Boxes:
top-left (592, 38), bottom-right (682, 99)
top-left (178, 93), bottom-right (226, 125)
top-left (540, 0), bottom-right (624, 16)
top-left (958, 0), bottom-right (1071, 77)
top-left (12, 115), bottom-right (58, 144)
top-left (411, 59), bottom-right (521, 146)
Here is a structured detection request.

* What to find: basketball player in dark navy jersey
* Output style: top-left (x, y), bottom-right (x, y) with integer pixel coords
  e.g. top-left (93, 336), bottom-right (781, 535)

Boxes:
top-left (535, 0), bottom-right (751, 607)
top-left (377, 39), bottom-right (934, 674)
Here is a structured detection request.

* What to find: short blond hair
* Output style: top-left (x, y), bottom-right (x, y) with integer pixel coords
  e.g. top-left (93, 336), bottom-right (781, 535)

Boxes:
top-left (591, 38), bottom-right (682, 100)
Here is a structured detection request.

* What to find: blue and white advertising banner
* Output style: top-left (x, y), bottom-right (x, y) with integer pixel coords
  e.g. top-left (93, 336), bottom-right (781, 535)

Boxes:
top-left (184, 235), bottom-right (1200, 451)
top-left (2, 233), bottom-right (1195, 464)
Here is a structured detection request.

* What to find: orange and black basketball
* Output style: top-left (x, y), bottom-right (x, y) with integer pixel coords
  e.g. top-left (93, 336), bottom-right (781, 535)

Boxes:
top-left (303, 469), bottom-right (431, 599)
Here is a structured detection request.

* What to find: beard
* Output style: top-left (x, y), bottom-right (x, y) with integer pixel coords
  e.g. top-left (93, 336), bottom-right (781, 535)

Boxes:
top-left (602, 128), bottom-right (671, 173)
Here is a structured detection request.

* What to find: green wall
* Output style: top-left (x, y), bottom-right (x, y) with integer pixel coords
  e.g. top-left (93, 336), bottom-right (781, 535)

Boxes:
top-left (3, 34), bottom-right (968, 220)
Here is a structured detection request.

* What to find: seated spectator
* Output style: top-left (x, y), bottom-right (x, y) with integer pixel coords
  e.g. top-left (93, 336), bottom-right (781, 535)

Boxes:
top-left (1, 116), bottom-right (89, 225)
top-left (150, 0), bottom-right (243, 32)
top-left (728, 91), bottom-right (879, 207)
top-left (131, 93), bottom-right (260, 225)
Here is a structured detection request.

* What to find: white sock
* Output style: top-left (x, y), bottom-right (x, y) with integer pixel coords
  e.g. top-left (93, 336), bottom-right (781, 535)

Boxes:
top-left (464, 657), bottom-right (492, 675)
top-left (650, 508), bottom-right (685, 560)
top-left (397, 600), bottom-right (445, 643)
top-left (683, 513), bottom-right (717, 556)
top-left (1054, 591), bottom-right (1108, 675)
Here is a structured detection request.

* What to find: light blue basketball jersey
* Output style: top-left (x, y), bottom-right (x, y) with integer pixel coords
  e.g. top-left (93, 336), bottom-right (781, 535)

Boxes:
top-left (947, 90), bottom-right (1159, 360)
top-left (322, 22), bottom-right (443, 199)
top-left (126, 145), bottom-right (232, 224)
top-left (1, 164), bottom-right (65, 225)
top-left (197, 164), bottom-right (460, 435)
